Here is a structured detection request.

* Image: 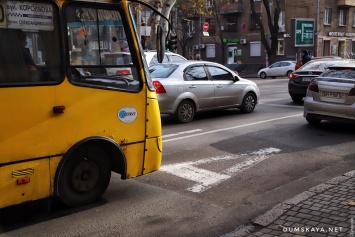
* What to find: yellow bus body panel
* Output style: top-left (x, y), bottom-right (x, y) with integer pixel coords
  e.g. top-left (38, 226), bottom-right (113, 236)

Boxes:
top-left (0, 80), bottom-right (147, 163)
top-left (0, 159), bottom-right (50, 207)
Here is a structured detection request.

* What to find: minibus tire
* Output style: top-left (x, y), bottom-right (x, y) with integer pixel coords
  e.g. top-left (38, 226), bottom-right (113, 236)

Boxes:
top-left (57, 145), bottom-right (111, 207)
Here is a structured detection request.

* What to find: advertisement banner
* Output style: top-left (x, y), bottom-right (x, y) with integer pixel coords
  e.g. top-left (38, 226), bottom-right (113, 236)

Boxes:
top-left (6, 1), bottom-right (53, 30)
top-left (295, 18), bottom-right (314, 47)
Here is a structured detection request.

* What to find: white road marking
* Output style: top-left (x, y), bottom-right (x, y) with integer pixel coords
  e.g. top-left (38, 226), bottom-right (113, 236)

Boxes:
top-left (160, 147), bottom-right (281, 193)
top-left (163, 129), bottom-right (203, 138)
top-left (260, 103), bottom-right (303, 109)
top-left (163, 114), bottom-right (302, 143)
top-left (223, 147), bottom-right (281, 176)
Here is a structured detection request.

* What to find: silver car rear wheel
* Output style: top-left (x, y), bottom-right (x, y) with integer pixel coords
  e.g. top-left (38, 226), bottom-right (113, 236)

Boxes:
top-left (241, 93), bottom-right (256, 113)
top-left (175, 100), bottom-right (195, 123)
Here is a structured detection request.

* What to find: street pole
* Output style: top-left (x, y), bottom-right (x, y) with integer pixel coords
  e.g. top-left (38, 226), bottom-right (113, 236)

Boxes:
top-left (315, 0), bottom-right (320, 57)
top-left (199, 14), bottom-right (201, 56)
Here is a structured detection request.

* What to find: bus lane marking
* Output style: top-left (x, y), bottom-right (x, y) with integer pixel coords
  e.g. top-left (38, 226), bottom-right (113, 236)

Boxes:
top-left (160, 147), bottom-right (281, 193)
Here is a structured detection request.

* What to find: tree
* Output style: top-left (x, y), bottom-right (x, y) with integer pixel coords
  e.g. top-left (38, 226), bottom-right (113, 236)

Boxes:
top-left (205, 0), bottom-right (231, 64)
top-left (148, 0), bottom-right (177, 50)
top-left (175, 0), bottom-right (215, 57)
top-left (250, 0), bottom-right (281, 65)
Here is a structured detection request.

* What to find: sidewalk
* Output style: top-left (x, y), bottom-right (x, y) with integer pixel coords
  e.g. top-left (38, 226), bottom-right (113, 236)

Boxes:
top-left (226, 170), bottom-right (355, 237)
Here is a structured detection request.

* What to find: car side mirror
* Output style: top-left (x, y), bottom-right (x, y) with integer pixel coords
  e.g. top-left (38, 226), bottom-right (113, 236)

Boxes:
top-left (233, 75), bottom-right (239, 82)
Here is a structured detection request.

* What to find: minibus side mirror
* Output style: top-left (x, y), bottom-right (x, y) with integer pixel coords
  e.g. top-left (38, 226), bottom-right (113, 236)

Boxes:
top-left (156, 25), bottom-right (164, 63)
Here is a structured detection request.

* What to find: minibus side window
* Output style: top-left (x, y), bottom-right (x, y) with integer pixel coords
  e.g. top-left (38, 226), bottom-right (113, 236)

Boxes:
top-left (65, 5), bottom-right (140, 91)
top-left (0, 1), bottom-right (62, 86)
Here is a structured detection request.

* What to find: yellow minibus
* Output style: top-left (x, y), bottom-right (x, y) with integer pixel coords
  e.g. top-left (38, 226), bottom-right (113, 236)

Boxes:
top-left (0, 0), bottom-right (163, 208)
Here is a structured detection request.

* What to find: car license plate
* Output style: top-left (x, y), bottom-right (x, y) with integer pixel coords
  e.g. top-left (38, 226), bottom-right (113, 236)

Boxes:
top-left (302, 78), bottom-right (311, 82)
top-left (321, 91), bottom-right (345, 99)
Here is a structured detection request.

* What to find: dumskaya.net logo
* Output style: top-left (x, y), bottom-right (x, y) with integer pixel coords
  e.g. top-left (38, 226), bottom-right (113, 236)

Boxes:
top-left (283, 226), bottom-right (343, 233)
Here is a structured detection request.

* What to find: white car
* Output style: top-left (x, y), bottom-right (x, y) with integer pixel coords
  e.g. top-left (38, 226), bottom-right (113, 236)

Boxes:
top-left (144, 51), bottom-right (187, 66)
top-left (258, 61), bottom-right (296, 79)
top-left (102, 51), bottom-right (187, 76)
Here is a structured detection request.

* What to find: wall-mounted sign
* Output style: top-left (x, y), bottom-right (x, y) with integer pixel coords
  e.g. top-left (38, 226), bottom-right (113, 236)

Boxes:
top-left (329, 32), bottom-right (355, 37)
top-left (295, 18), bottom-right (314, 47)
top-left (203, 22), bottom-right (209, 32)
top-left (223, 38), bottom-right (239, 43)
top-left (241, 23), bottom-right (246, 31)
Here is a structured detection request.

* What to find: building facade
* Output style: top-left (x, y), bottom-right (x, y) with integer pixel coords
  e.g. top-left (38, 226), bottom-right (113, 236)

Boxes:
top-left (178, 0), bottom-right (355, 67)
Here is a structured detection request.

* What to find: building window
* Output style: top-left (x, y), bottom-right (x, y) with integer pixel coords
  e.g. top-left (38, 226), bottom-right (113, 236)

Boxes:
top-left (338, 41), bottom-right (345, 56)
top-left (278, 11), bottom-right (285, 32)
top-left (324, 8), bottom-right (332, 25)
top-left (277, 39), bottom-right (284, 55)
top-left (279, 11), bottom-right (285, 27)
top-left (206, 18), bottom-right (216, 35)
top-left (250, 42), bottom-right (261, 57)
top-left (353, 12), bottom-right (355, 27)
top-left (250, 13), bottom-right (261, 30)
top-left (339, 9), bottom-right (346, 26)
top-left (206, 44), bottom-right (216, 58)
top-left (323, 40), bottom-right (330, 56)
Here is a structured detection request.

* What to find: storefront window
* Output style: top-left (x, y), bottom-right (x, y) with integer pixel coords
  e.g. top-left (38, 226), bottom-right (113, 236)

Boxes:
top-left (277, 39), bottom-right (284, 55)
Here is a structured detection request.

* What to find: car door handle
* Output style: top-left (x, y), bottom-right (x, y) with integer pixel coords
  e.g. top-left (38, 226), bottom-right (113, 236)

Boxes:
top-left (189, 85), bottom-right (196, 88)
top-left (216, 85), bottom-right (223, 88)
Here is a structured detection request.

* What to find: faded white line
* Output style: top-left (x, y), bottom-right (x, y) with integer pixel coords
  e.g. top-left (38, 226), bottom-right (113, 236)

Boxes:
top-left (260, 104), bottom-right (304, 109)
top-left (163, 114), bottom-right (302, 143)
top-left (163, 129), bottom-right (203, 138)
top-left (160, 147), bottom-right (281, 193)
top-left (223, 147), bottom-right (281, 176)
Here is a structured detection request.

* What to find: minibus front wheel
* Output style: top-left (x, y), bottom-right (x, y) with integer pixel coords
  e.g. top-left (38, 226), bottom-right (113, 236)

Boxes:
top-left (57, 145), bottom-right (111, 207)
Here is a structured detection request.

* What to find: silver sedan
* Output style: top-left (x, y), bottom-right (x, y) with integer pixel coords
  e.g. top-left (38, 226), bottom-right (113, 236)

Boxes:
top-left (304, 64), bottom-right (355, 124)
top-left (150, 61), bottom-right (260, 123)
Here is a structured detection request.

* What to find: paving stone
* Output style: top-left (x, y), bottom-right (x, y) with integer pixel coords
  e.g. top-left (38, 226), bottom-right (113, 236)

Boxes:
top-left (309, 211), bottom-right (321, 216)
top-left (295, 213), bottom-right (312, 220)
top-left (242, 171), bottom-right (355, 237)
top-left (285, 216), bottom-right (302, 223)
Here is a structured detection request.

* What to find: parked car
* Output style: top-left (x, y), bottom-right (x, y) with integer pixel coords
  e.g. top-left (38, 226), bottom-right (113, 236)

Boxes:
top-left (304, 64), bottom-right (355, 124)
top-left (288, 58), bottom-right (355, 103)
top-left (258, 61), bottom-right (296, 79)
top-left (150, 61), bottom-right (260, 123)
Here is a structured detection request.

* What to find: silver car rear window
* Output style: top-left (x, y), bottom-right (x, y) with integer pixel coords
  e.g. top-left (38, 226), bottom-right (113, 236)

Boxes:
top-left (149, 64), bottom-right (179, 78)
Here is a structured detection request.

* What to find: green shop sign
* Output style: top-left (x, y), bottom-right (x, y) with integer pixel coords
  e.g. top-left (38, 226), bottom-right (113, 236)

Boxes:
top-left (295, 18), bottom-right (314, 47)
top-left (223, 38), bottom-right (239, 43)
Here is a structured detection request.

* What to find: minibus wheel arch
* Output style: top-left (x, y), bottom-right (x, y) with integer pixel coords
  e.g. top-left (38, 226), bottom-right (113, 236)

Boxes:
top-left (54, 137), bottom-right (127, 207)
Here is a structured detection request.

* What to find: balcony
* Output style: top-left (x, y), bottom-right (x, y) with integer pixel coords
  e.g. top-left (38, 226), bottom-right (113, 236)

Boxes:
top-left (219, 2), bottom-right (243, 15)
top-left (338, 0), bottom-right (355, 7)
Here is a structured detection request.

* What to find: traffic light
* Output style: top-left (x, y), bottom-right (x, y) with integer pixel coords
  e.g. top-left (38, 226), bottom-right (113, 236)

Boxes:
top-left (166, 34), bottom-right (178, 52)
top-left (166, 39), bottom-right (171, 51)
top-left (170, 35), bottom-right (178, 52)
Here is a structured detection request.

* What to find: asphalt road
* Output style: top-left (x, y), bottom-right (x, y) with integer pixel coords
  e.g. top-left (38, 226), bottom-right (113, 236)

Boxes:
top-left (2, 77), bottom-right (355, 237)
